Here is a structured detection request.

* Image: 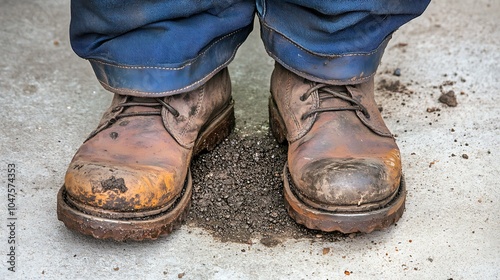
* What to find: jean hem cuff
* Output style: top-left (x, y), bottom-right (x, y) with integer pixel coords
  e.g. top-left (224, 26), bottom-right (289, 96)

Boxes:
top-left (260, 21), bottom-right (390, 85)
top-left (89, 25), bottom-right (252, 97)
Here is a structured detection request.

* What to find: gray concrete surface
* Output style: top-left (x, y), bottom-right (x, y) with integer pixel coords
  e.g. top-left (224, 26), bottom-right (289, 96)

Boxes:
top-left (1, 0), bottom-right (499, 279)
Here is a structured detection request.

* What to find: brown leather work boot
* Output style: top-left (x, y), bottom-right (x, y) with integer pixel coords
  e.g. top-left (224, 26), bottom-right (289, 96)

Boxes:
top-left (57, 69), bottom-right (234, 241)
top-left (269, 63), bottom-right (405, 233)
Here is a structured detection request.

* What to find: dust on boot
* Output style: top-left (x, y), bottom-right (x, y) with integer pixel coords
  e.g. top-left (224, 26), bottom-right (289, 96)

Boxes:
top-left (57, 69), bottom-right (234, 241)
top-left (269, 63), bottom-right (405, 233)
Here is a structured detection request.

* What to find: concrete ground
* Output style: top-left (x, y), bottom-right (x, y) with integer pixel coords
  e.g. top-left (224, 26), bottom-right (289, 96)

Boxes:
top-left (1, 0), bottom-right (499, 279)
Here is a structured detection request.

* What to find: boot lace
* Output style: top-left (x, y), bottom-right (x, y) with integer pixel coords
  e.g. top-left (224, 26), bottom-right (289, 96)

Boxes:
top-left (85, 97), bottom-right (179, 141)
top-left (111, 97), bottom-right (180, 120)
top-left (300, 84), bottom-right (370, 120)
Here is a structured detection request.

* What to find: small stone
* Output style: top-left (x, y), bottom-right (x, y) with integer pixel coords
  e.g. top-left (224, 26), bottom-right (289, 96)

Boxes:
top-left (393, 68), bottom-right (401, 76)
top-left (462, 154), bottom-right (469, 159)
top-left (438, 90), bottom-right (458, 107)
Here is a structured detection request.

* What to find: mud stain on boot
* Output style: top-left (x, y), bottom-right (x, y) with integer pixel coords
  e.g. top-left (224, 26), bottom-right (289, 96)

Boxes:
top-left (100, 176), bottom-right (128, 193)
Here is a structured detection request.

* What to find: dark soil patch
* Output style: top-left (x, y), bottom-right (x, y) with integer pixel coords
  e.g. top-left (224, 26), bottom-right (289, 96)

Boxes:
top-left (186, 132), bottom-right (348, 244)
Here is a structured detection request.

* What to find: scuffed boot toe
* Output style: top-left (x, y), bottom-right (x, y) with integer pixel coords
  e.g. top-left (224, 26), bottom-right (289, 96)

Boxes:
top-left (64, 161), bottom-right (183, 213)
top-left (295, 157), bottom-right (401, 213)
top-left (283, 159), bottom-right (406, 233)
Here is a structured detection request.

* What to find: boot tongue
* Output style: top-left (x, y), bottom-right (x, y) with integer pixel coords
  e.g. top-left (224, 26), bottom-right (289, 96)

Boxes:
top-left (123, 97), bottom-right (162, 114)
top-left (129, 97), bottom-right (156, 103)
top-left (316, 85), bottom-right (351, 108)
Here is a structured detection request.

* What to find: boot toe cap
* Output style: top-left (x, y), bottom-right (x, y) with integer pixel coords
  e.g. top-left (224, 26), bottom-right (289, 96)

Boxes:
top-left (292, 157), bottom-right (401, 211)
top-left (64, 160), bottom-right (182, 212)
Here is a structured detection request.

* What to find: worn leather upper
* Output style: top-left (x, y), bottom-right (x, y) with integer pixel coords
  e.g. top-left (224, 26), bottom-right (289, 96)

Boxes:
top-left (64, 69), bottom-right (232, 211)
top-left (271, 63), bottom-right (401, 211)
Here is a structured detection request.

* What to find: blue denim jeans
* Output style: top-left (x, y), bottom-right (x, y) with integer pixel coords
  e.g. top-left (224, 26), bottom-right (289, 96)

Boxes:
top-left (70, 0), bottom-right (430, 97)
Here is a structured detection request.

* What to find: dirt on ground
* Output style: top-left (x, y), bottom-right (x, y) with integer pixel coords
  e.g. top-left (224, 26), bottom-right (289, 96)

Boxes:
top-left (377, 78), bottom-right (414, 95)
top-left (186, 132), bottom-right (349, 245)
top-left (186, 71), bottom-right (465, 245)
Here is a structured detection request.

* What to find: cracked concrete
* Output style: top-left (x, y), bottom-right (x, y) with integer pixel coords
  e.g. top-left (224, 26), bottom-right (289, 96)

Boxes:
top-left (1, 0), bottom-right (499, 279)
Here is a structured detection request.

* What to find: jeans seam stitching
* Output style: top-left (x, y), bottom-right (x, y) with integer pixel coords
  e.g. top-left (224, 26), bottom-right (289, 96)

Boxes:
top-left (89, 28), bottom-right (246, 70)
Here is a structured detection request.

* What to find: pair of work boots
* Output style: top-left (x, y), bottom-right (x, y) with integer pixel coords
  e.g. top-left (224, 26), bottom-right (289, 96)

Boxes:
top-left (57, 64), bottom-right (405, 241)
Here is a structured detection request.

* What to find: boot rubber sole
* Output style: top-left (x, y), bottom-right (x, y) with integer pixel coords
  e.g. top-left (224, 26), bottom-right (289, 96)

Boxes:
top-left (57, 100), bottom-right (235, 241)
top-left (269, 96), bottom-right (405, 233)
